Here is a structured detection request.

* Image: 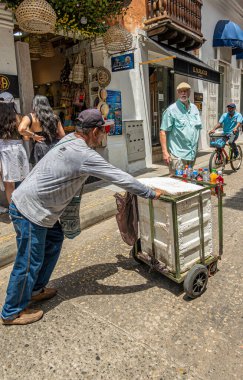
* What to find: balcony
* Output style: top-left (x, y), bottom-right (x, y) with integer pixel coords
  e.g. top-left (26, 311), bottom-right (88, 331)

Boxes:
top-left (144, 0), bottom-right (204, 51)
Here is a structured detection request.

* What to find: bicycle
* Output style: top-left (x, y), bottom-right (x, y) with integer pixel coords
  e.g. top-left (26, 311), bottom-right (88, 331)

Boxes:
top-left (209, 132), bottom-right (242, 173)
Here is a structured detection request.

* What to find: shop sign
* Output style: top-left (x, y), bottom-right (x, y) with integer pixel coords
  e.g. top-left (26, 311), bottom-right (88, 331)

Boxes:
top-left (111, 53), bottom-right (134, 72)
top-left (106, 90), bottom-right (122, 135)
top-left (0, 73), bottom-right (19, 98)
top-left (194, 92), bottom-right (203, 111)
top-left (174, 58), bottom-right (220, 84)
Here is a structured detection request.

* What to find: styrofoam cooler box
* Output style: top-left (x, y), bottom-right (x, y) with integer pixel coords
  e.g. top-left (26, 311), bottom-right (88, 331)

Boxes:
top-left (137, 190), bottom-right (214, 274)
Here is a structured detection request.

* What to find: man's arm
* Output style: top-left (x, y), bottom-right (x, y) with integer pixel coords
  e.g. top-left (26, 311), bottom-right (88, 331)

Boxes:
top-left (160, 109), bottom-right (173, 165)
top-left (209, 122), bottom-right (222, 134)
top-left (233, 122), bottom-right (242, 133)
top-left (81, 150), bottom-right (164, 199)
top-left (159, 130), bottom-right (170, 165)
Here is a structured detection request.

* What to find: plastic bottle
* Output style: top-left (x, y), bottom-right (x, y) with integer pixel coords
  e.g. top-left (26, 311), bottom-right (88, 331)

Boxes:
top-left (192, 169), bottom-right (198, 181)
top-left (216, 170), bottom-right (224, 195)
top-left (203, 168), bottom-right (209, 182)
top-left (196, 168), bottom-right (203, 181)
top-left (178, 160), bottom-right (184, 177)
top-left (175, 159), bottom-right (181, 176)
top-left (184, 165), bottom-right (189, 176)
top-left (210, 169), bottom-right (218, 194)
top-left (188, 165), bottom-right (193, 179)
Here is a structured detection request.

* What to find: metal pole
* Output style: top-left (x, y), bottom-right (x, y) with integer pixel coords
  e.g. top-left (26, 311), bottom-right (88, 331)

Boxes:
top-left (149, 199), bottom-right (156, 264)
top-left (218, 186), bottom-right (223, 258)
top-left (199, 192), bottom-right (205, 264)
top-left (172, 201), bottom-right (181, 279)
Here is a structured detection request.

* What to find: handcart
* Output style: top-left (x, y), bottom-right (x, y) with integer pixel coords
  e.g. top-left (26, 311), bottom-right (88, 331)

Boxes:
top-left (131, 177), bottom-right (224, 299)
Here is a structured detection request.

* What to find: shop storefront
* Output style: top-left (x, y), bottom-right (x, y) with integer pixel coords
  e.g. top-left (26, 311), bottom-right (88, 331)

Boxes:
top-left (144, 38), bottom-right (221, 162)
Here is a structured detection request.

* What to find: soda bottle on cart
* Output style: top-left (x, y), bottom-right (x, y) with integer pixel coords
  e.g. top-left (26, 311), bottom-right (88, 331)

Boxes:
top-left (196, 168), bottom-right (203, 181)
top-left (210, 169), bottom-right (218, 194)
top-left (188, 165), bottom-right (193, 179)
top-left (203, 168), bottom-right (209, 182)
top-left (215, 170), bottom-right (224, 196)
top-left (179, 161), bottom-right (184, 177)
top-left (175, 159), bottom-right (183, 177)
top-left (192, 169), bottom-right (198, 182)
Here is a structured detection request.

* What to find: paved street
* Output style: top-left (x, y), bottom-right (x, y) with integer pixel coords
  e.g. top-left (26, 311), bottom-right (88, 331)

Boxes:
top-left (0, 164), bottom-right (243, 380)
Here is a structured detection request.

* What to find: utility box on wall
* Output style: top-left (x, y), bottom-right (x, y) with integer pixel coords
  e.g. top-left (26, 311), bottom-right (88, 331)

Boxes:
top-left (124, 120), bottom-right (146, 163)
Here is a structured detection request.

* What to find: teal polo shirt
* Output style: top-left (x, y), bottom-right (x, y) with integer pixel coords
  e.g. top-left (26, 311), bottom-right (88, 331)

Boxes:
top-left (160, 100), bottom-right (202, 161)
top-left (219, 112), bottom-right (242, 134)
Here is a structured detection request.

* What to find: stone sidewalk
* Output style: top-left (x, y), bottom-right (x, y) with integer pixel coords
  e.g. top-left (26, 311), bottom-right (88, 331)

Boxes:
top-left (0, 150), bottom-right (212, 268)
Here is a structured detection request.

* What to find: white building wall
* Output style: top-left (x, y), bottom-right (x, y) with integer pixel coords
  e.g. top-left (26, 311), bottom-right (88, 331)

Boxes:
top-left (200, 1), bottom-right (243, 147)
top-left (91, 34), bottom-right (152, 173)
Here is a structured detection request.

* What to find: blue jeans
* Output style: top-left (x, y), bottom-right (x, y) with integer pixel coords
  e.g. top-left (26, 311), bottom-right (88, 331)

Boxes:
top-left (1, 202), bottom-right (64, 320)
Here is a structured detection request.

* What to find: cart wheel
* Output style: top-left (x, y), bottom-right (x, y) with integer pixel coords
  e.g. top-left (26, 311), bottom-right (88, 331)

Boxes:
top-left (184, 264), bottom-right (208, 299)
top-left (208, 261), bottom-right (218, 276)
top-left (130, 238), bottom-right (143, 264)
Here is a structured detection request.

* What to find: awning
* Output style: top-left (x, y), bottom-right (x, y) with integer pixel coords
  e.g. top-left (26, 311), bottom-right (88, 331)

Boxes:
top-left (213, 20), bottom-right (243, 49)
top-left (236, 52), bottom-right (243, 60)
top-left (147, 38), bottom-right (220, 84)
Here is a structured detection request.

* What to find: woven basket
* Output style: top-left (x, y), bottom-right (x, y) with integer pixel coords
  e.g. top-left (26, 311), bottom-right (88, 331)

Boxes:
top-left (30, 54), bottom-right (41, 61)
top-left (103, 24), bottom-right (133, 52)
top-left (29, 35), bottom-right (42, 55)
top-left (97, 67), bottom-right (111, 87)
top-left (72, 55), bottom-right (84, 84)
top-left (40, 41), bottom-right (55, 58)
top-left (15, 0), bottom-right (57, 34)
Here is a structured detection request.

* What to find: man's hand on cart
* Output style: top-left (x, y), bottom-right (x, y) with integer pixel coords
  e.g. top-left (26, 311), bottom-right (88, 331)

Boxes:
top-left (209, 129), bottom-right (215, 135)
top-left (154, 188), bottom-right (166, 199)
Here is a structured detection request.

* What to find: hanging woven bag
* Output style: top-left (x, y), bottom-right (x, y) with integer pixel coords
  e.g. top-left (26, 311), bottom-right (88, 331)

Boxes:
top-left (72, 54), bottom-right (84, 84)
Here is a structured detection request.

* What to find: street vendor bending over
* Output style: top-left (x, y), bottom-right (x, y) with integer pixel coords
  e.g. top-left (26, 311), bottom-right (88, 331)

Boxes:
top-left (1, 109), bottom-right (163, 326)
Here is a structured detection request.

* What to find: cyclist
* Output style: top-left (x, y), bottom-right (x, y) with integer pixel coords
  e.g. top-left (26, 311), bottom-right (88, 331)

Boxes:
top-left (209, 103), bottom-right (242, 158)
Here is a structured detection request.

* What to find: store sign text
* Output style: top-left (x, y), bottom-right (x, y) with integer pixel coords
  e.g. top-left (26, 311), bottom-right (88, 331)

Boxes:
top-left (0, 73), bottom-right (19, 98)
top-left (192, 67), bottom-right (208, 78)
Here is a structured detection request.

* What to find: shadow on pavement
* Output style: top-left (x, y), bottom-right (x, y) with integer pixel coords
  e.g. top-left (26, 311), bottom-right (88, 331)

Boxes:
top-left (45, 255), bottom-right (183, 313)
top-left (223, 186), bottom-right (243, 211)
top-left (0, 213), bottom-right (11, 224)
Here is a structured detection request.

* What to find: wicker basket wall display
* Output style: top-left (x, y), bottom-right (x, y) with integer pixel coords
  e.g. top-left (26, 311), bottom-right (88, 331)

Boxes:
top-left (97, 101), bottom-right (110, 118)
top-left (29, 35), bottom-right (42, 55)
top-left (103, 24), bottom-right (133, 53)
top-left (72, 55), bottom-right (84, 84)
top-left (40, 41), bottom-right (55, 58)
top-left (30, 54), bottom-right (41, 61)
top-left (98, 88), bottom-right (108, 101)
top-left (15, 0), bottom-right (57, 34)
top-left (97, 67), bottom-right (111, 87)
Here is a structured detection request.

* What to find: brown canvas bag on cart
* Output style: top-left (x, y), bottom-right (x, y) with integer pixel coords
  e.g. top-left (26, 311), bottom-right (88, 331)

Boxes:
top-left (114, 192), bottom-right (138, 246)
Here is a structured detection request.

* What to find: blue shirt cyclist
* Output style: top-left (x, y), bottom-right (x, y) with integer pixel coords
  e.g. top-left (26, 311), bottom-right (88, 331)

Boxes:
top-left (210, 103), bottom-right (242, 157)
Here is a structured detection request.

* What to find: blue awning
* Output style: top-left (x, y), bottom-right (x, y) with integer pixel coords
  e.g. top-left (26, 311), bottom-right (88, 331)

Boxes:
top-left (213, 20), bottom-right (243, 49)
top-left (236, 52), bottom-right (243, 60)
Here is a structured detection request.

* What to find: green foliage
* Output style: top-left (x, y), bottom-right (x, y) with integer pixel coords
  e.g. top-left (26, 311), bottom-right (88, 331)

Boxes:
top-left (6, 0), bottom-right (128, 37)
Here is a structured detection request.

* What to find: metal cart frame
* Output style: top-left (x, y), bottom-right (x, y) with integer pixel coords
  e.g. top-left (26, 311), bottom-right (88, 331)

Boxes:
top-left (132, 178), bottom-right (224, 298)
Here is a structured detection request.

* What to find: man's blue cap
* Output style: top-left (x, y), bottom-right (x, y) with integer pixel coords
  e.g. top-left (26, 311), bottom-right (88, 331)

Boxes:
top-left (227, 103), bottom-right (236, 108)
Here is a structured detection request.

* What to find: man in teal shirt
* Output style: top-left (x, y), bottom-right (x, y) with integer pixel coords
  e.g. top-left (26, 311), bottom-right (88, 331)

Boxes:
top-left (160, 82), bottom-right (202, 173)
top-left (210, 103), bottom-right (242, 157)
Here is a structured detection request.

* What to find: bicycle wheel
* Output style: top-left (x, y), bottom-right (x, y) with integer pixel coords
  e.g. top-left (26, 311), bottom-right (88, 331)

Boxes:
top-left (230, 144), bottom-right (242, 171)
top-left (209, 149), bottom-right (226, 173)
